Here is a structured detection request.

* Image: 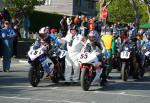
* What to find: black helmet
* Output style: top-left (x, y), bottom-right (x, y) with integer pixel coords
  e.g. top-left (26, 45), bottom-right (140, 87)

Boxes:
top-left (70, 24), bottom-right (78, 31)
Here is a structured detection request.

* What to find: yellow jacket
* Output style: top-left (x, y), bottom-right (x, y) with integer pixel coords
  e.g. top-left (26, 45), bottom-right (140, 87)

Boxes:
top-left (101, 34), bottom-right (113, 50)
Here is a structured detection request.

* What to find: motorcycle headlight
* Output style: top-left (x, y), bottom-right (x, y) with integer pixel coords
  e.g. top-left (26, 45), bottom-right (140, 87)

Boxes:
top-left (124, 47), bottom-right (129, 51)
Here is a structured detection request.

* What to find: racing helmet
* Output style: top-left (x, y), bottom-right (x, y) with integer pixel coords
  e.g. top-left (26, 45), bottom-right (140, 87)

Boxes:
top-left (70, 24), bottom-right (78, 31)
top-left (39, 27), bottom-right (49, 40)
top-left (88, 30), bottom-right (98, 43)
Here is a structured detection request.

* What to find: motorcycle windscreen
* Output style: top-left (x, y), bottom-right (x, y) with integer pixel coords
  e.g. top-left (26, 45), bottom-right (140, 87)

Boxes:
top-left (79, 51), bottom-right (100, 65)
top-left (28, 46), bottom-right (45, 61)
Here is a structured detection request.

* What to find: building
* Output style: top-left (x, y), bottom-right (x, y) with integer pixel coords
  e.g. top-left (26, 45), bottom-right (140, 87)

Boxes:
top-left (35, 0), bottom-right (98, 16)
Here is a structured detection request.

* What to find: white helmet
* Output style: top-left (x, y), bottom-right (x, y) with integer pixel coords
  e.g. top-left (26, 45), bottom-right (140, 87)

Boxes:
top-left (88, 30), bottom-right (98, 42)
top-left (39, 27), bottom-right (49, 34)
top-left (39, 27), bottom-right (49, 40)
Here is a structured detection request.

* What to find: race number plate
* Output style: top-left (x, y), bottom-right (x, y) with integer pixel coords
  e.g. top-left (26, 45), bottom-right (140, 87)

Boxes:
top-left (120, 51), bottom-right (130, 59)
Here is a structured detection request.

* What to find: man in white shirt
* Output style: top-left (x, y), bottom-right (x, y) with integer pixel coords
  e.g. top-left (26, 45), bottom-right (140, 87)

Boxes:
top-left (64, 24), bottom-right (85, 85)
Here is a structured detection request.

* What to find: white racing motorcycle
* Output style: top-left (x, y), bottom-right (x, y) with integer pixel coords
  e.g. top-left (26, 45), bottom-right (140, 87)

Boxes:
top-left (27, 41), bottom-right (67, 87)
top-left (78, 43), bottom-right (104, 91)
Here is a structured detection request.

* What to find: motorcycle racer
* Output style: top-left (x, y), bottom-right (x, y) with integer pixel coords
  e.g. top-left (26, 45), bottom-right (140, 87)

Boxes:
top-left (83, 31), bottom-right (107, 86)
top-left (33, 27), bottom-right (60, 79)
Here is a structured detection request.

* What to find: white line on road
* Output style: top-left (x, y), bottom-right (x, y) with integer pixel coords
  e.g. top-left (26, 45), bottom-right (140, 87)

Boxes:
top-left (53, 88), bottom-right (150, 98)
top-left (0, 85), bottom-right (150, 98)
top-left (0, 96), bottom-right (85, 103)
top-left (0, 86), bottom-right (32, 88)
top-left (18, 60), bottom-right (28, 63)
top-left (93, 91), bottom-right (150, 98)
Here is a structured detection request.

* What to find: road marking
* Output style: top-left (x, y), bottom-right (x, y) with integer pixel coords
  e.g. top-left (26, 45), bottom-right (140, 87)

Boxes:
top-left (0, 96), bottom-right (85, 103)
top-left (18, 60), bottom-right (28, 63)
top-left (0, 63), bottom-right (30, 67)
top-left (53, 88), bottom-right (150, 98)
top-left (0, 85), bottom-right (150, 98)
top-left (50, 87), bottom-right (59, 89)
top-left (0, 86), bottom-right (32, 88)
top-left (93, 90), bottom-right (150, 97)
top-left (119, 92), bottom-right (126, 94)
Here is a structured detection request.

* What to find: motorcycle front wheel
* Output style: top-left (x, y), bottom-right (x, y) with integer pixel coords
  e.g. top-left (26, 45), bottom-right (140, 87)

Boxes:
top-left (80, 68), bottom-right (91, 91)
top-left (28, 67), bottom-right (40, 87)
top-left (121, 62), bottom-right (129, 81)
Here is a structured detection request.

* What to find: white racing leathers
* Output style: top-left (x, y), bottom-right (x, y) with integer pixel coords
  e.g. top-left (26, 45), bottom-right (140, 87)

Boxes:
top-left (64, 33), bottom-right (84, 83)
top-left (84, 40), bottom-right (103, 84)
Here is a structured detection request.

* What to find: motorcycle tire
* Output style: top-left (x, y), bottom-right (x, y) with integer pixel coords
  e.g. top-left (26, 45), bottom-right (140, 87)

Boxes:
top-left (121, 62), bottom-right (129, 81)
top-left (132, 62), bottom-right (140, 79)
top-left (80, 68), bottom-right (90, 91)
top-left (51, 72), bottom-right (59, 83)
top-left (28, 67), bottom-right (40, 87)
top-left (139, 67), bottom-right (145, 78)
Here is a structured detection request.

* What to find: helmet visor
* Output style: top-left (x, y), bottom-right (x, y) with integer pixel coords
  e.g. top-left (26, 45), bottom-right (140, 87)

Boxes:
top-left (89, 36), bottom-right (96, 42)
top-left (39, 33), bottom-right (48, 38)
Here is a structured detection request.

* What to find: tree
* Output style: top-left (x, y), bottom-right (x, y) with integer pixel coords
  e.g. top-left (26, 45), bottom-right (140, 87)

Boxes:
top-left (107, 0), bottom-right (135, 24)
top-left (129, 0), bottom-right (140, 27)
top-left (133, 0), bottom-right (150, 22)
top-left (137, 1), bottom-right (148, 24)
top-left (143, 0), bottom-right (150, 22)
top-left (2, 0), bottom-right (45, 16)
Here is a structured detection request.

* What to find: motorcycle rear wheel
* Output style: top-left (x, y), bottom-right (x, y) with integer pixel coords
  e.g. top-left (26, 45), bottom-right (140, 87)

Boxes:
top-left (51, 71), bottom-right (59, 83)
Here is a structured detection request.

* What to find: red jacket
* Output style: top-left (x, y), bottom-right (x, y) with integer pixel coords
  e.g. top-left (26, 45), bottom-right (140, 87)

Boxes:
top-left (120, 33), bottom-right (128, 42)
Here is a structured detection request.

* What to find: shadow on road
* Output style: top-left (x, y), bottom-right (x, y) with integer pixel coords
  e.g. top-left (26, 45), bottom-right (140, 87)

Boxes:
top-left (94, 76), bottom-right (150, 91)
top-left (0, 74), bottom-right (28, 86)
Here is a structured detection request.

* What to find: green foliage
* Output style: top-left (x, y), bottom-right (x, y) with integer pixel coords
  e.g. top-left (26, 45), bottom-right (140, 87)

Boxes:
top-left (29, 11), bottom-right (63, 33)
top-left (2, 0), bottom-right (45, 13)
top-left (143, 0), bottom-right (150, 5)
top-left (137, 2), bottom-right (149, 24)
top-left (96, 2), bottom-right (100, 19)
top-left (107, 0), bottom-right (135, 24)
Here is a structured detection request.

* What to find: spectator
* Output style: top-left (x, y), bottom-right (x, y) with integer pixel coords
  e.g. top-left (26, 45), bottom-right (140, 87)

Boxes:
top-left (0, 22), bottom-right (2, 57)
top-left (60, 15), bottom-right (68, 37)
top-left (50, 28), bottom-right (60, 48)
top-left (64, 24), bottom-right (85, 85)
top-left (2, 7), bottom-right (11, 22)
top-left (129, 23), bottom-right (137, 39)
top-left (80, 15), bottom-right (88, 37)
top-left (116, 22), bottom-right (122, 36)
top-left (120, 30), bottom-right (128, 43)
top-left (23, 14), bottom-right (30, 38)
top-left (0, 12), bottom-right (4, 22)
top-left (0, 21), bottom-right (16, 72)
top-left (11, 17), bottom-right (21, 57)
top-left (74, 15), bottom-right (81, 27)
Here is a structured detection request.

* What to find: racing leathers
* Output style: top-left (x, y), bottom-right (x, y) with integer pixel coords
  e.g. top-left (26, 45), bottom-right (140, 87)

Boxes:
top-left (34, 35), bottom-right (60, 76)
top-left (83, 39), bottom-right (106, 85)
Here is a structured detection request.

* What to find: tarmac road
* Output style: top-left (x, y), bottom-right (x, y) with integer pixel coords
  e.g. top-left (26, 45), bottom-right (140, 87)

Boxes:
top-left (0, 59), bottom-right (150, 103)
